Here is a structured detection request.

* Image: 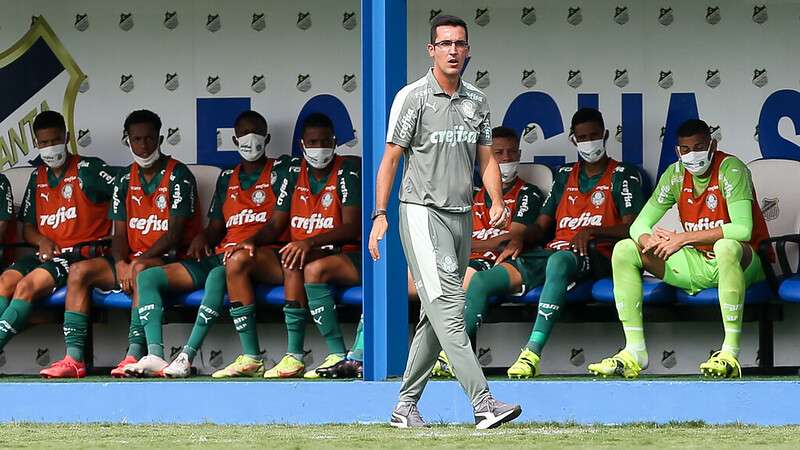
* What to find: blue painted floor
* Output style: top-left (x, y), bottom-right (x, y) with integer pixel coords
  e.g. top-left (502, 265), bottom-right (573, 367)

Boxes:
top-left (1, 379), bottom-right (799, 425)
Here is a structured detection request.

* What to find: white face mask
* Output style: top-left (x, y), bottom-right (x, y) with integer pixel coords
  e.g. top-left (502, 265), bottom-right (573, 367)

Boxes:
top-left (680, 141), bottom-right (714, 175)
top-left (302, 140), bottom-right (335, 169)
top-left (131, 147), bottom-right (161, 169)
top-left (575, 138), bottom-right (606, 164)
top-left (39, 143), bottom-right (67, 168)
top-left (498, 161), bottom-right (519, 183)
top-left (237, 133), bottom-right (267, 162)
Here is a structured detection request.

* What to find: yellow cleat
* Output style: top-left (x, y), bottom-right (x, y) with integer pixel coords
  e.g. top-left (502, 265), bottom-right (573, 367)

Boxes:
top-left (587, 350), bottom-right (643, 379)
top-left (211, 355), bottom-right (264, 378)
top-left (430, 351), bottom-right (454, 378)
top-left (700, 351), bottom-right (742, 379)
top-left (264, 354), bottom-right (305, 379)
top-left (507, 348), bottom-right (540, 379)
top-left (304, 354), bottom-right (344, 379)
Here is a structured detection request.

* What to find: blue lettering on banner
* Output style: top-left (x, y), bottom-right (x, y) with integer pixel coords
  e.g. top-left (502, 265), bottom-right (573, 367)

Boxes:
top-left (502, 91), bottom-right (566, 168)
top-left (196, 97), bottom-right (251, 167)
top-left (758, 89), bottom-right (800, 160)
top-left (657, 93), bottom-right (699, 176)
top-left (292, 94), bottom-right (355, 156)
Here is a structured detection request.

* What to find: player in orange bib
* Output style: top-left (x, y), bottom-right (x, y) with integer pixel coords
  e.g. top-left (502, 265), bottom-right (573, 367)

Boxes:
top-left (123, 110), bottom-right (290, 378)
top-left (462, 108), bottom-right (645, 379)
top-left (590, 119), bottom-right (770, 379)
top-left (261, 112), bottom-right (362, 379)
top-left (39, 110), bottom-right (202, 378)
top-left (0, 111), bottom-right (115, 361)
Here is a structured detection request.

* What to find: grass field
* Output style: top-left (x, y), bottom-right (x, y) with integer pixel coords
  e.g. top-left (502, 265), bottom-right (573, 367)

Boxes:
top-left (1, 423), bottom-right (798, 449)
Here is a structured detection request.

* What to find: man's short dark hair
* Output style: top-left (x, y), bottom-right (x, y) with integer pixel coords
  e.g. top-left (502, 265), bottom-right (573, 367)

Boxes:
top-left (570, 108), bottom-right (605, 134)
top-left (234, 110), bottom-right (267, 130)
top-left (491, 126), bottom-right (519, 143)
top-left (32, 110), bottom-right (66, 134)
top-left (677, 119), bottom-right (711, 139)
top-left (124, 109), bottom-right (162, 134)
top-left (302, 112), bottom-right (334, 134)
top-left (430, 14), bottom-right (468, 44)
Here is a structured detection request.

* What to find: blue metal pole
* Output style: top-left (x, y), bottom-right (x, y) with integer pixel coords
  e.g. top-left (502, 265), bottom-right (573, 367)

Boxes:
top-left (362, 0), bottom-right (408, 381)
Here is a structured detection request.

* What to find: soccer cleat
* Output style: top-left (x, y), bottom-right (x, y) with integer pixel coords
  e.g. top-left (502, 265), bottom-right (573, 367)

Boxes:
top-left (700, 351), bottom-right (742, 379)
top-left (587, 350), bottom-right (643, 379)
top-left (507, 348), bottom-right (541, 379)
top-left (163, 352), bottom-right (192, 378)
top-left (211, 355), bottom-right (265, 378)
top-left (123, 354), bottom-right (168, 378)
top-left (110, 355), bottom-right (138, 378)
top-left (474, 396), bottom-right (522, 430)
top-left (430, 351), bottom-right (454, 378)
top-left (304, 354), bottom-right (344, 379)
top-left (317, 358), bottom-right (363, 379)
top-left (264, 354), bottom-right (305, 379)
top-left (390, 402), bottom-right (429, 428)
top-left (39, 355), bottom-right (86, 379)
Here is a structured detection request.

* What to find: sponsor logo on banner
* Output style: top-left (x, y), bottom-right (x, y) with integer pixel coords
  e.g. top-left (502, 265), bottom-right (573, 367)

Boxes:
top-left (614, 6), bottom-right (629, 25)
top-left (346, 129), bottom-right (358, 148)
top-left (662, 350), bottom-right (677, 368)
top-left (752, 5), bottom-right (768, 24)
top-left (753, 68), bottom-right (768, 88)
top-left (429, 9), bottom-right (443, 23)
top-left (74, 13), bottom-right (89, 32)
top-left (77, 129), bottom-right (91, 147)
top-left (206, 14), bottom-right (221, 32)
top-left (523, 123), bottom-right (538, 144)
top-left (164, 73), bottom-right (179, 91)
top-left (296, 74), bottom-right (311, 92)
top-left (119, 13), bottom-right (134, 31)
top-left (297, 12), bottom-right (312, 30)
top-left (706, 6), bottom-right (721, 25)
top-left (0, 17), bottom-right (84, 169)
top-left (521, 69), bottom-right (536, 88)
top-left (120, 74), bottom-right (134, 93)
top-left (615, 125), bottom-right (623, 143)
top-left (342, 74), bottom-right (357, 93)
top-left (614, 69), bottom-right (629, 88)
top-left (658, 70), bottom-right (673, 89)
top-left (79, 77), bottom-right (89, 93)
top-left (754, 125), bottom-right (760, 143)
top-left (251, 13), bottom-right (265, 31)
top-left (705, 69), bottom-right (721, 88)
top-left (761, 197), bottom-right (779, 221)
top-left (36, 348), bottom-right (50, 367)
top-left (570, 348), bottom-right (585, 366)
top-left (164, 11), bottom-right (178, 30)
top-left (475, 8), bottom-right (490, 27)
top-left (167, 128), bottom-right (181, 146)
top-left (475, 70), bottom-right (489, 89)
top-left (521, 7), bottom-right (536, 26)
top-left (251, 75), bottom-right (266, 93)
top-left (658, 7), bottom-right (674, 26)
top-left (567, 7), bottom-right (582, 26)
top-left (342, 12), bottom-right (357, 30)
top-left (206, 75), bottom-right (221, 94)
top-left (567, 69), bottom-right (582, 88)
top-left (710, 125), bottom-right (722, 143)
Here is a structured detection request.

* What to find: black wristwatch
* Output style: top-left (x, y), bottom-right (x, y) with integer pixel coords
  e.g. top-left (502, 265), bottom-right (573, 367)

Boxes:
top-left (371, 208), bottom-right (387, 221)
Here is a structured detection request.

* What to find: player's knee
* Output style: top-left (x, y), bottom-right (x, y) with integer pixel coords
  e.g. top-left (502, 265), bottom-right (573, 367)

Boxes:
top-left (0, 272), bottom-right (19, 296)
top-left (136, 267), bottom-right (167, 295)
top-left (13, 276), bottom-right (41, 301)
top-left (612, 239), bottom-right (641, 267)
top-left (66, 261), bottom-right (91, 287)
top-left (225, 249), bottom-right (253, 274)
top-left (546, 250), bottom-right (577, 281)
top-left (713, 239), bottom-right (742, 265)
top-left (303, 260), bottom-right (328, 283)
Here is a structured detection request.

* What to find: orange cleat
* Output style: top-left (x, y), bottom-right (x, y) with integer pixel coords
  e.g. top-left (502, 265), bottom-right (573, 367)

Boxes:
top-left (40, 356), bottom-right (86, 379)
top-left (110, 355), bottom-right (138, 378)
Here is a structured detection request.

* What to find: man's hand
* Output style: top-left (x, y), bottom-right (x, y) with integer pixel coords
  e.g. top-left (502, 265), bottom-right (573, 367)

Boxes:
top-left (368, 216), bottom-right (388, 261)
top-left (187, 233), bottom-right (211, 261)
top-left (570, 229), bottom-right (597, 257)
top-left (280, 240), bottom-right (313, 270)
top-left (223, 239), bottom-right (256, 264)
top-left (115, 260), bottom-right (133, 293)
top-left (37, 237), bottom-right (60, 262)
top-left (489, 203), bottom-right (509, 229)
top-left (651, 232), bottom-right (685, 260)
top-left (494, 236), bottom-right (523, 265)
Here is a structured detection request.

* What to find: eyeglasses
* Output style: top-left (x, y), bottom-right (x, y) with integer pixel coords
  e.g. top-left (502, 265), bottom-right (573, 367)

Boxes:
top-left (432, 40), bottom-right (469, 50)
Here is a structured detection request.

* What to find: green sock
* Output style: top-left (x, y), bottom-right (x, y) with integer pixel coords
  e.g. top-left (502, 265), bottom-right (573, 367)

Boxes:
top-left (284, 301), bottom-right (306, 360)
top-left (714, 239), bottom-right (745, 358)
top-left (230, 304), bottom-right (260, 359)
top-left (126, 307), bottom-right (146, 359)
top-left (0, 296), bottom-right (10, 316)
top-left (184, 266), bottom-right (226, 362)
top-left (464, 267), bottom-right (510, 342)
top-left (611, 239), bottom-right (648, 368)
top-left (136, 267), bottom-right (168, 358)
top-left (305, 283), bottom-right (346, 356)
top-left (527, 251), bottom-right (577, 356)
top-left (0, 299), bottom-right (33, 351)
top-left (64, 311), bottom-right (89, 362)
top-left (348, 315), bottom-right (364, 362)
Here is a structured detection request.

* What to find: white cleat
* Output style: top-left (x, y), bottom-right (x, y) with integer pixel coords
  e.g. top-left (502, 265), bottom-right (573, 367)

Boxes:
top-left (124, 354), bottom-right (168, 377)
top-left (163, 352), bottom-right (192, 378)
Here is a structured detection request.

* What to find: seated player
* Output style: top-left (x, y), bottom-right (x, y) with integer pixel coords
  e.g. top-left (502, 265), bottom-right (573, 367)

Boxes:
top-left (431, 126), bottom-right (544, 377)
top-left (124, 110), bottom-right (290, 377)
top-left (0, 111), bottom-right (114, 359)
top-left (263, 112), bottom-right (362, 379)
top-left (589, 119), bottom-right (770, 379)
top-left (39, 110), bottom-right (201, 378)
top-left (0, 173), bottom-right (16, 268)
top-left (463, 108), bottom-right (644, 378)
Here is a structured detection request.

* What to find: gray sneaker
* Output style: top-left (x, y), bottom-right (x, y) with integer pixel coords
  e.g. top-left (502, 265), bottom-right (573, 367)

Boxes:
top-left (390, 401), bottom-right (429, 428)
top-left (473, 396), bottom-right (522, 429)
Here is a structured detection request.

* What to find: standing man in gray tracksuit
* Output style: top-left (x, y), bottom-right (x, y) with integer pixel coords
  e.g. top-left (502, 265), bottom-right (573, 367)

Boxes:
top-left (368, 14), bottom-right (522, 430)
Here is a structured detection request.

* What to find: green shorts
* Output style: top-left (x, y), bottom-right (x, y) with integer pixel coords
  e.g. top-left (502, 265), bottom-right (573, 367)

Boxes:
top-left (468, 258), bottom-right (493, 272)
top-left (7, 253), bottom-right (84, 289)
top-left (507, 248), bottom-right (611, 295)
top-left (344, 251), bottom-right (362, 278)
top-left (179, 253), bottom-right (224, 290)
top-left (663, 245), bottom-right (765, 295)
